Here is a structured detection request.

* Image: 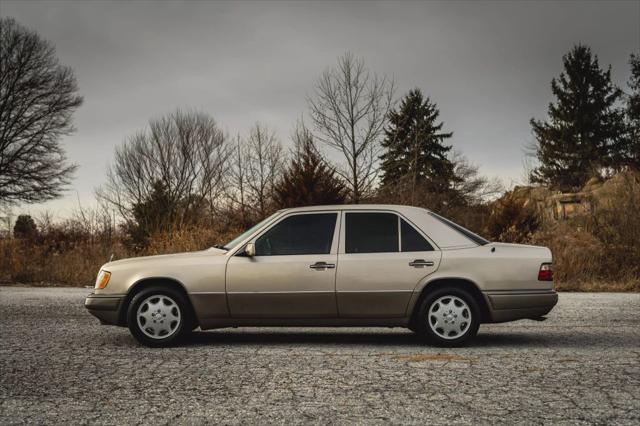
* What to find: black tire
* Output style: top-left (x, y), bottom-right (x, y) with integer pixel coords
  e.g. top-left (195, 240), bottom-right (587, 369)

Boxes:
top-left (126, 285), bottom-right (192, 347)
top-left (413, 286), bottom-right (480, 347)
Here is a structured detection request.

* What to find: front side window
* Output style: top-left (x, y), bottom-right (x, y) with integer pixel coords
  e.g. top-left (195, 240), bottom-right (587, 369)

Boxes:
top-left (345, 213), bottom-right (399, 253)
top-left (254, 213), bottom-right (337, 256)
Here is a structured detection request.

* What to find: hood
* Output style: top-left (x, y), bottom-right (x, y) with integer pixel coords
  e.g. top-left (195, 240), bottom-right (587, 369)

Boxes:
top-left (100, 247), bottom-right (227, 271)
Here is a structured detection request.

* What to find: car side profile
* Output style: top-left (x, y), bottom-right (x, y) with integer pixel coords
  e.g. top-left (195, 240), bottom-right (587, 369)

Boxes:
top-left (85, 205), bottom-right (558, 347)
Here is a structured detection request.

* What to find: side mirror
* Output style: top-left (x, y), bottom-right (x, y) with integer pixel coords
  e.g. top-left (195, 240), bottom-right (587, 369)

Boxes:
top-left (244, 242), bottom-right (255, 257)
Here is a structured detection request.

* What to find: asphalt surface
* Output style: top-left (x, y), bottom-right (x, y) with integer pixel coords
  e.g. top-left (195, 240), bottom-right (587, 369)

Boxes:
top-left (0, 287), bottom-right (638, 425)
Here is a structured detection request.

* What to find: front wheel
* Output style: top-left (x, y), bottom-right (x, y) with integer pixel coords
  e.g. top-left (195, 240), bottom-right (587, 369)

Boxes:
top-left (414, 287), bottom-right (480, 347)
top-left (126, 286), bottom-right (191, 347)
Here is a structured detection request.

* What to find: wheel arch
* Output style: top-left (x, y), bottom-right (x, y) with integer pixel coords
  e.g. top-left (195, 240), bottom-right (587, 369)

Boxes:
top-left (118, 276), bottom-right (198, 327)
top-left (409, 277), bottom-right (491, 326)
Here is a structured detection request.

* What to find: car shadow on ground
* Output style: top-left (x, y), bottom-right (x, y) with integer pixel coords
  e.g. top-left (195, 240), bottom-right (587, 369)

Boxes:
top-left (183, 329), bottom-right (421, 347)
top-left (169, 328), bottom-right (636, 349)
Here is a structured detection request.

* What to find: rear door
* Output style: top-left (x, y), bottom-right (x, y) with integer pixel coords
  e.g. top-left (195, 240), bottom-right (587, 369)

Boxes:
top-left (335, 211), bottom-right (441, 318)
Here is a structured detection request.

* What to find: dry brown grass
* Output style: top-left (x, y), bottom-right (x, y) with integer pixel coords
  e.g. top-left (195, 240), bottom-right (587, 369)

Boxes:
top-left (2, 172), bottom-right (639, 292)
top-left (0, 239), bottom-right (117, 286)
top-left (0, 224), bottom-right (240, 286)
top-left (553, 280), bottom-right (640, 292)
top-left (531, 172), bottom-right (640, 292)
top-left (144, 226), bottom-right (239, 256)
top-left (2, 219), bottom-right (635, 291)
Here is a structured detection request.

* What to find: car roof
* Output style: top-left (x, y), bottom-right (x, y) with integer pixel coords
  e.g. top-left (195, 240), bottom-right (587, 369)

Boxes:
top-left (276, 204), bottom-right (483, 249)
top-left (279, 204), bottom-right (432, 214)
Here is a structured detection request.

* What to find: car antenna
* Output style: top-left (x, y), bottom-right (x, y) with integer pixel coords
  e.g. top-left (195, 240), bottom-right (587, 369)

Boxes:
top-left (109, 253), bottom-right (114, 262)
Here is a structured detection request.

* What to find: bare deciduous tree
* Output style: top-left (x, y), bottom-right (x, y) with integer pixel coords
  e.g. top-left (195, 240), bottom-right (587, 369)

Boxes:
top-left (450, 151), bottom-right (503, 205)
top-left (225, 135), bottom-right (250, 226)
top-left (71, 197), bottom-right (118, 245)
top-left (308, 52), bottom-right (395, 203)
top-left (290, 119), bottom-right (316, 160)
top-left (0, 17), bottom-right (83, 205)
top-left (98, 109), bottom-right (230, 228)
top-left (244, 123), bottom-right (284, 217)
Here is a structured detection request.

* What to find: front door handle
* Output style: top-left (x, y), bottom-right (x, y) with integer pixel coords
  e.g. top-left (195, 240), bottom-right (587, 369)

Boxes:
top-left (409, 259), bottom-right (434, 268)
top-left (310, 262), bottom-right (335, 270)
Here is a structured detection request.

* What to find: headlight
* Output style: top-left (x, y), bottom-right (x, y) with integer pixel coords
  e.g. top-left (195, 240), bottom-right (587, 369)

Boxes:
top-left (95, 270), bottom-right (111, 289)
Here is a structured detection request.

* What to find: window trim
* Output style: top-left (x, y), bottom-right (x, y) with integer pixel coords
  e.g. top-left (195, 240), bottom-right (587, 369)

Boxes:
top-left (340, 210), bottom-right (439, 255)
top-left (242, 210), bottom-right (341, 257)
top-left (397, 216), bottom-right (402, 252)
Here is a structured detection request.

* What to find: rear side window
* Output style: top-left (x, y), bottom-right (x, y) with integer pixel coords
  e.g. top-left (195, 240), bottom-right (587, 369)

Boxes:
top-left (428, 212), bottom-right (490, 245)
top-left (346, 213), bottom-right (398, 253)
top-left (255, 213), bottom-right (337, 256)
top-left (401, 219), bottom-right (433, 252)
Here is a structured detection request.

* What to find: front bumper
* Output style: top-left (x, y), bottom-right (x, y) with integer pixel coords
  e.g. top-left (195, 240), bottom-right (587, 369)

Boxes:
top-left (85, 293), bottom-right (125, 325)
top-left (483, 289), bottom-right (558, 323)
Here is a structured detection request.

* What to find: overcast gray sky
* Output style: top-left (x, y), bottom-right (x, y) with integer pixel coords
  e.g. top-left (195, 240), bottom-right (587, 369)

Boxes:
top-left (2, 0), bottom-right (639, 219)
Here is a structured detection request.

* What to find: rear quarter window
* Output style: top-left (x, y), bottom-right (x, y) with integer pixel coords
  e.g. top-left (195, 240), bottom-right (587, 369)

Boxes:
top-left (428, 212), bottom-right (489, 246)
top-left (401, 219), bottom-right (434, 252)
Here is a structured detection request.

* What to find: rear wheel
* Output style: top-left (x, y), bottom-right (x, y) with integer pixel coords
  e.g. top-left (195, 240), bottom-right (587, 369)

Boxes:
top-left (126, 286), bottom-right (191, 347)
top-left (413, 287), bottom-right (480, 347)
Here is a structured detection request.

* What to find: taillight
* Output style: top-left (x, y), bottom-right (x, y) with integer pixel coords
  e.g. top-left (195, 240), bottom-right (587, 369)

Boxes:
top-left (538, 263), bottom-right (553, 281)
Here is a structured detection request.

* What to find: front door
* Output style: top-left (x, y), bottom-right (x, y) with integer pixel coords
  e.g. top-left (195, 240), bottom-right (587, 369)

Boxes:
top-left (226, 211), bottom-right (340, 318)
top-left (336, 211), bottom-right (441, 318)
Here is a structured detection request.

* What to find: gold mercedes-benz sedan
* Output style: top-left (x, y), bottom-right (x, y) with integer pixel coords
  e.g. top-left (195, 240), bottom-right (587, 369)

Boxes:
top-left (85, 205), bottom-right (558, 347)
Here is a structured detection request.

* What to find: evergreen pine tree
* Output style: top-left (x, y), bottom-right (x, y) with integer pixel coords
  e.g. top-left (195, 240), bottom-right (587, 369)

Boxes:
top-left (13, 215), bottom-right (37, 239)
top-left (626, 54), bottom-right (640, 167)
top-left (379, 89), bottom-right (457, 193)
top-left (530, 45), bottom-right (627, 190)
top-left (273, 137), bottom-right (347, 208)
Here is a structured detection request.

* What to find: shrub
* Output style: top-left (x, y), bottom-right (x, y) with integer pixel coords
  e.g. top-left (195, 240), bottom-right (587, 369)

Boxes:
top-left (13, 215), bottom-right (37, 239)
top-left (485, 195), bottom-right (540, 243)
top-left (530, 171), bottom-right (640, 290)
top-left (273, 140), bottom-right (347, 208)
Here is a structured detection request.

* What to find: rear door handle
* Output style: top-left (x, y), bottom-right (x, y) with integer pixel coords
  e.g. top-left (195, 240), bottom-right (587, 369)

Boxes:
top-left (409, 259), bottom-right (434, 268)
top-left (310, 261), bottom-right (335, 270)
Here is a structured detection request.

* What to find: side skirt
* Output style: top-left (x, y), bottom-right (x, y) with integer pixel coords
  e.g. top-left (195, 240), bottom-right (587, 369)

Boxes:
top-left (199, 317), bottom-right (411, 330)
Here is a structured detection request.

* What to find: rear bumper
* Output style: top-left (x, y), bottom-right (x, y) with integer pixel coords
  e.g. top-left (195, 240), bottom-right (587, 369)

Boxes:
top-left (483, 289), bottom-right (558, 323)
top-left (85, 293), bottom-right (124, 325)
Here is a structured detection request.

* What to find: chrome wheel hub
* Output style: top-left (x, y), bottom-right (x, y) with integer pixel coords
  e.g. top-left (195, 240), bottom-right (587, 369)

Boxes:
top-left (136, 295), bottom-right (181, 340)
top-left (427, 295), bottom-right (471, 340)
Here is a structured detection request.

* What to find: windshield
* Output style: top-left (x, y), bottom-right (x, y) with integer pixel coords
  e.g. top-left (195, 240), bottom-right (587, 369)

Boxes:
top-left (221, 212), bottom-right (281, 250)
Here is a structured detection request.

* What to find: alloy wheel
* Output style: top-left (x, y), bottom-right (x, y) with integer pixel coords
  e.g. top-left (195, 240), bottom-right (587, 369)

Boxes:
top-left (427, 295), bottom-right (472, 340)
top-left (136, 295), bottom-right (182, 339)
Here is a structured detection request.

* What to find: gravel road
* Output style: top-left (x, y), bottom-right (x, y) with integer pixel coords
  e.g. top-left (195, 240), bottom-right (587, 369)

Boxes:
top-left (0, 287), bottom-right (638, 425)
